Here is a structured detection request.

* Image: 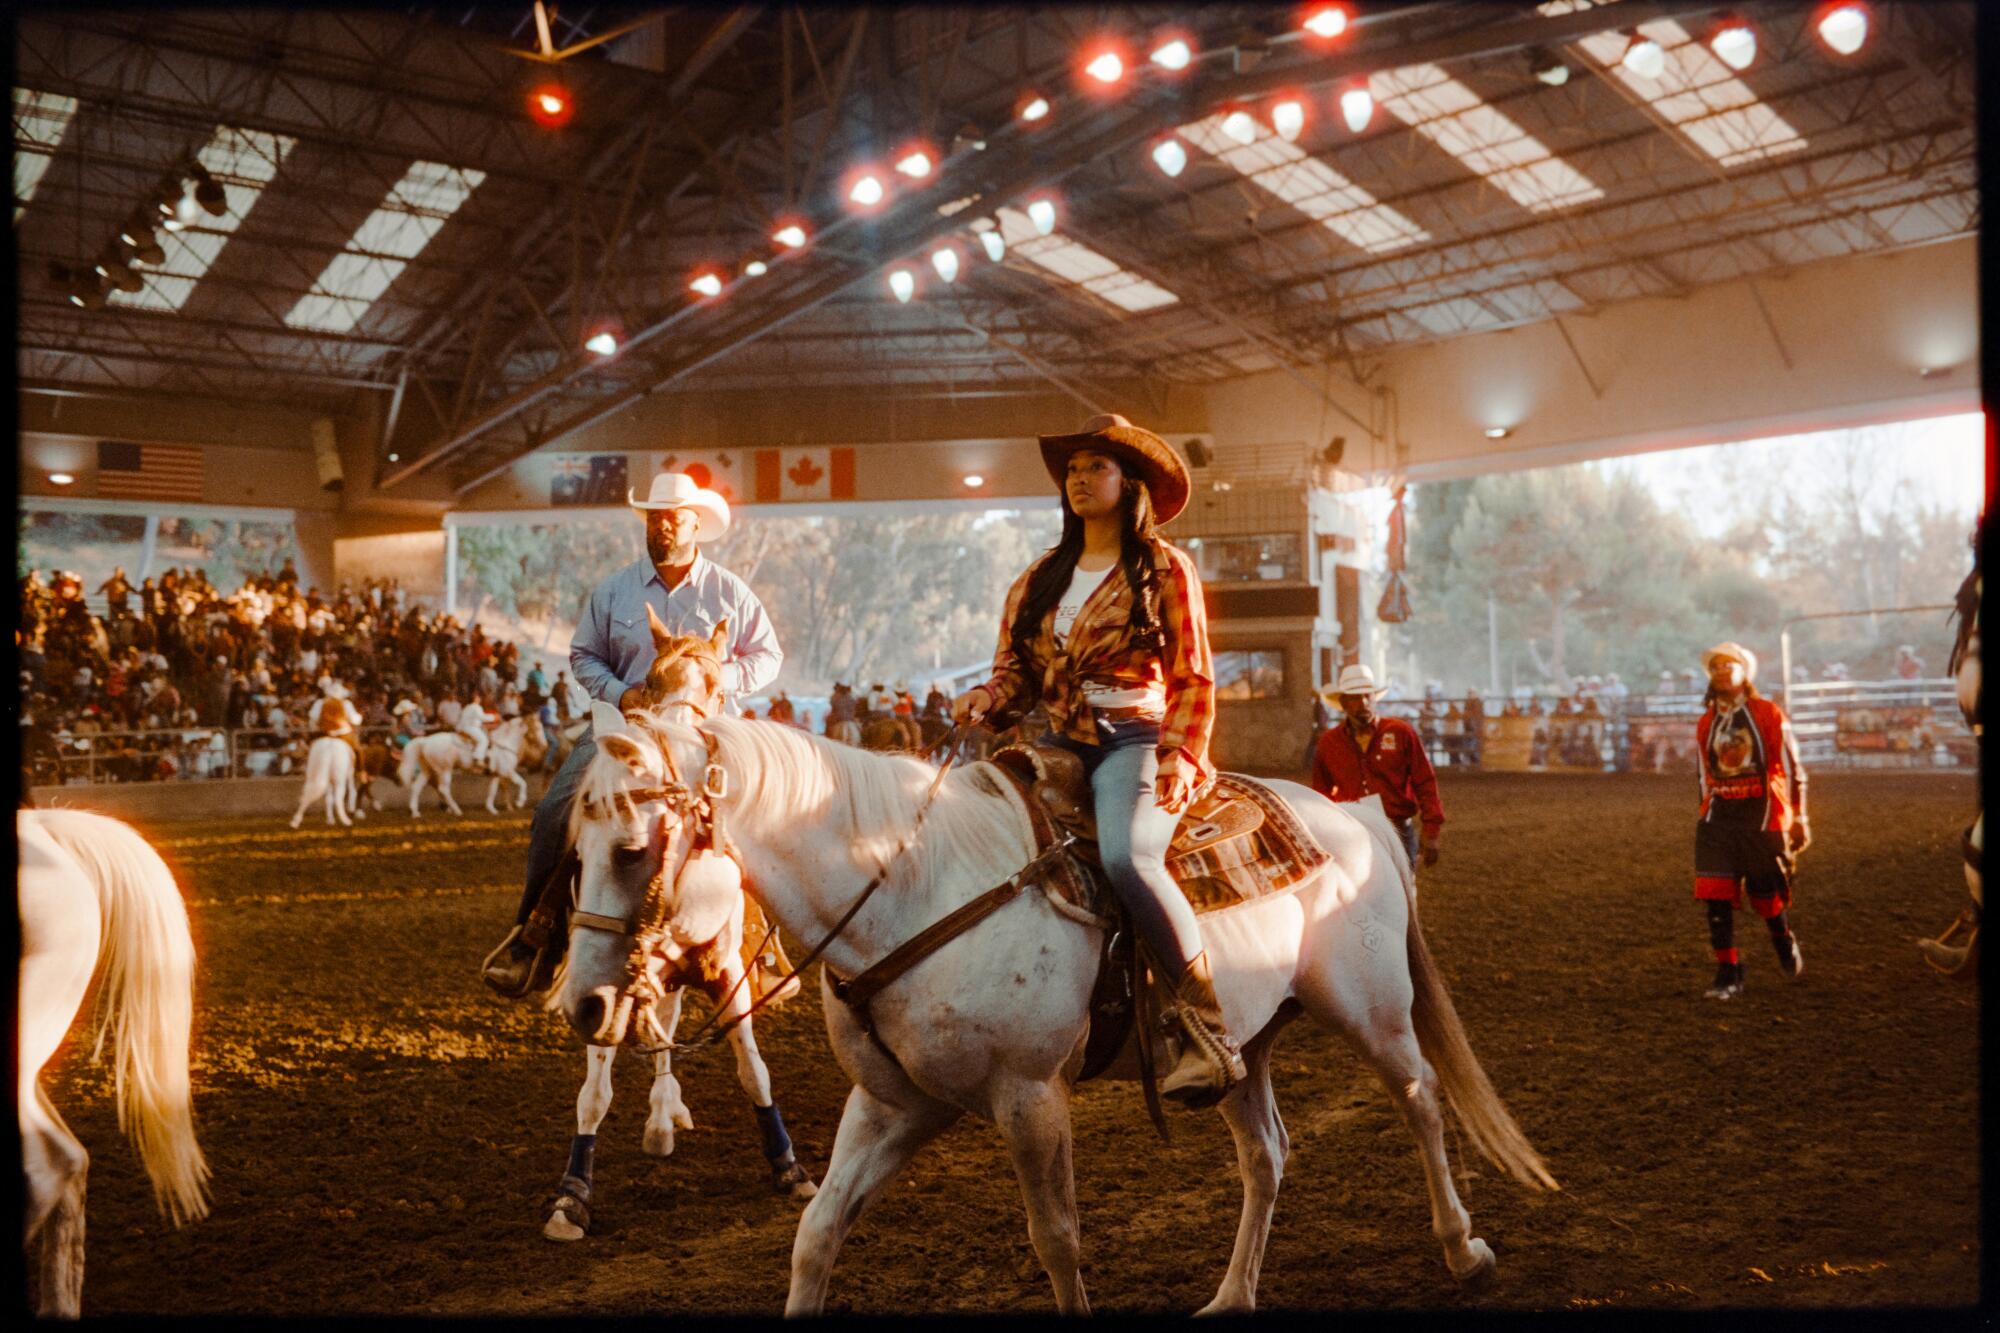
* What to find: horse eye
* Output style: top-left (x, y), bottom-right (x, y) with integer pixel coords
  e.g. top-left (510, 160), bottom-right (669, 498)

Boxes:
top-left (612, 843), bottom-right (649, 868)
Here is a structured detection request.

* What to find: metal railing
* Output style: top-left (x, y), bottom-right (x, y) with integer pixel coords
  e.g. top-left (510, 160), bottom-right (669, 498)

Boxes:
top-left (28, 724), bottom-right (401, 786)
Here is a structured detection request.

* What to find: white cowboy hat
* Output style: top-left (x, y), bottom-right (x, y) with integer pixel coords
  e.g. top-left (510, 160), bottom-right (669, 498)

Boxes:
top-left (1324, 664), bottom-right (1389, 699)
top-left (392, 699), bottom-right (418, 717)
top-left (629, 471), bottom-right (730, 542)
top-left (1703, 641), bottom-right (1758, 682)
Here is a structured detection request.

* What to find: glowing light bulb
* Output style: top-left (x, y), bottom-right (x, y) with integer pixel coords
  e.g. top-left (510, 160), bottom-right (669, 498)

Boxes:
top-left (979, 230), bottom-right (1005, 262)
top-left (1339, 85), bottom-right (1373, 134)
top-left (963, 474), bottom-right (985, 488)
top-left (1151, 138), bottom-right (1188, 178)
top-left (773, 224), bottom-right (807, 249)
top-left (584, 331), bottom-right (619, 356)
top-left (1272, 99), bottom-right (1305, 143)
top-left (1302, 6), bottom-right (1348, 40)
top-left (1026, 198), bottom-right (1057, 235)
top-left (1150, 39), bottom-right (1191, 71)
top-left (887, 267), bottom-right (916, 302)
top-left (1817, 4), bottom-right (1867, 56)
top-left (895, 150), bottom-right (933, 178)
top-left (48, 472), bottom-right (75, 486)
top-left (1221, 110), bottom-right (1257, 145)
top-left (1086, 52), bottom-right (1124, 84)
top-left (848, 173), bottom-right (885, 207)
top-left (1019, 95), bottom-right (1051, 123)
top-left (1710, 22), bottom-right (1757, 70)
top-left (689, 272), bottom-right (722, 298)
top-left (1621, 33), bottom-right (1666, 79)
top-left (931, 247), bottom-right (960, 283)
top-left (743, 259), bottom-right (768, 277)
top-left (538, 93), bottom-right (564, 115)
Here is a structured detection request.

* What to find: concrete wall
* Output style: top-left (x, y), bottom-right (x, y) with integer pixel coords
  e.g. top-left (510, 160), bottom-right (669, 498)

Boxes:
top-left (333, 515), bottom-right (448, 603)
top-left (30, 774), bottom-right (540, 822)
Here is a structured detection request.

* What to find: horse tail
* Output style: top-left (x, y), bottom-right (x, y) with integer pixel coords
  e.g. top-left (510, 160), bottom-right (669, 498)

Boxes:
top-left (397, 737), bottom-right (419, 787)
top-left (35, 811), bottom-right (212, 1225)
top-left (1404, 905), bottom-right (1558, 1192)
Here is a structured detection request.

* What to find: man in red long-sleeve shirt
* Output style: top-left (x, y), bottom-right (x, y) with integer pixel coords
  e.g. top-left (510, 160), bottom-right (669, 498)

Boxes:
top-left (1311, 664), bottom-right (1446, 868)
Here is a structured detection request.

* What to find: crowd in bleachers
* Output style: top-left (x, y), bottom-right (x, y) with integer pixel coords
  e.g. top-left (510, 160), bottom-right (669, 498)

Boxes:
top-left (18, 563), bottom-right (584, 786)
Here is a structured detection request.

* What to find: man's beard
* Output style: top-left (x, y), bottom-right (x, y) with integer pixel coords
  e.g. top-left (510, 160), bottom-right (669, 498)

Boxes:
top-left (647, 529), bottom-right (691, 566)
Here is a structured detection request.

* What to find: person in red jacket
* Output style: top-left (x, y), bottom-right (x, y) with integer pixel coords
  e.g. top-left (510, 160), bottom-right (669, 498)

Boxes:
top-left (1695, 641), bottom-right (1810, 1000)
top-left (1310, 664), bottom-right (1445, 868)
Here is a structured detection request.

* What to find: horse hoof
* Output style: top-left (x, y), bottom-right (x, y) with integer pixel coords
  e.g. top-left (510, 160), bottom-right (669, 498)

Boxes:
top-left (642, 1127), bottom-right (676, 1158)
top-left (773, 1158), bottom-right (817, 1201)
top-left (1195, 1295), bottom-right (1252, 1317)
top-left (543, 1213), bottom-right (586, 1242)
top-left (1450, 1239), bottom-right (1496, 1284)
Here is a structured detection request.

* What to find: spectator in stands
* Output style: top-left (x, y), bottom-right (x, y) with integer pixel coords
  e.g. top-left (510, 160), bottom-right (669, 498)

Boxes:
top-left (1463, 687), bottom-right (1486, 766)
top-left (1442, 701), bottom-right (1467, 766)
top-left (1310, 664), bottom-right (1444, 868)
top-left (1895, 645), bottom-right (1926, 679)
top-left (767, 691), bottom-right (796, 725)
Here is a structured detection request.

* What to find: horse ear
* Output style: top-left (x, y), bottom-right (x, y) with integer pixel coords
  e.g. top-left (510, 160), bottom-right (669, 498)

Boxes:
top-left (591, 700), bottom-right (628, 737)
top-left (598, 733), bottom-right (649, 772)
top-left (709, 617), bottom-right (729, 656)
top-left (645, 604), bottom-right (674, 652)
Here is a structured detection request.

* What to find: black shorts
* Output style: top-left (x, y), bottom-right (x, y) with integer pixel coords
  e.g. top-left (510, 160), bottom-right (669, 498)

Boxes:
top-left (1694, 818), bottom-right (1793, 913)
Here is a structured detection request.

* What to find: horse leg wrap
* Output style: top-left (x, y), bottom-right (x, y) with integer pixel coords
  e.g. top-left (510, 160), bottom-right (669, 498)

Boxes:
top-left (753, 1104), bottom-right (794, 1164)
top-left (565, 1133), bottom-right (597, 1184)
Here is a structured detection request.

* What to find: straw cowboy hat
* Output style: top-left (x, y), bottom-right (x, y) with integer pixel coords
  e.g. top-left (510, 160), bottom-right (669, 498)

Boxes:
top-left (1038, 413), bottom-right (1191, 524)
top-left (392, 699), bottom-right (419, 718)
top-left (1323, 664), bottom-right (1390, 700)
top-left (628, 471), bottom-right (731, 543)
top-left (1703, 641), bottom-right (1758, 682)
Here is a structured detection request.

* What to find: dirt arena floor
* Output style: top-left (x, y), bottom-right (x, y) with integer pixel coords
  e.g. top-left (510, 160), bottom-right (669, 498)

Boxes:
top-left (40, 768), bottom-right (1981, 1314)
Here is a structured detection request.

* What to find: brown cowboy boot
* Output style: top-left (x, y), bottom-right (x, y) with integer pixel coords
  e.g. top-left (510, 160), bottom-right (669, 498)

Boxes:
top-left (1160, 950), bottom-right (1246, 1108)
top-left (481, 926), bottom-right (539, 998)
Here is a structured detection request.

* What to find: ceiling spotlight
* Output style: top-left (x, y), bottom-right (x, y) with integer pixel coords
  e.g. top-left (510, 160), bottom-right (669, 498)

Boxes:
top-left (1708, 17), bottom-right (1757, 69)
top-left (119, 215), bottom-right (154, 248)
top-left (584, 329), bottom-right (619, 356)
top-left (1150, 38), bottom-right (1192, 71)
top-left (387, 453), bottom-right (400, 462)
top-left (189, 163), bottom-right (227, 217)
top-left (1220, 109), bottom-right (1258, 145)
top-left (1025, 197), bottom-right (1057, 235)
top-left (1271, 97), bottom-right (1306, 143)
top-left (1150, 136), bottom-right (1189, 178)
top-left (1016, 92), bottom-right (1052, 123)
top-left (689, 270), bottom-right (723, 298)
top-left (887, 266), bottom-right (916, 303)
top-left (847, 170), bottom-right (887, 209)
top-left (963, 473), bottom-right (985, 489)
top-left (48, 472), bottom-right (76, 486)
top-left (1300, 5), bottom-right (1350, 40)
top-left (1621, 32), bottom-right (1666, 79)
top-left (1085, 51), bottom-right (1124, 84)
top-left (978, 229), bottom-right (1006, 262)
top-left (1528, 47), bottom-right (1571, 86)
top-left (68, 272), bottom-right (107, 310)
top-left (894, 149), bottom-right (934, 179)
top-left (1338, 82), bottom-right (1374, 134)
top-left (743, 258), bottom-right (768, 277)
top-left (1484, 426), bottom-right (1511, 440)
top-left (772, 222), bottom-right (808, 249)
top-left (526, 83), bottom-right (575, 128)
top-left (1814, 2), bottom-right (1869, 56)
top-left (931, 246), bottom-right (960, 283)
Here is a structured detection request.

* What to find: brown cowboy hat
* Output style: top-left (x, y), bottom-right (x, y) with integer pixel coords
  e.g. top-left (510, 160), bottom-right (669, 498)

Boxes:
top-left (1038, 413), bottom-right (1190, 524)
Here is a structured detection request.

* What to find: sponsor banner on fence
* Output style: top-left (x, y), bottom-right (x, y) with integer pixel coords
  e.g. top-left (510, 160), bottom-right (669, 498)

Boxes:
top-left (1835, 706), bottom-right (1936, 753)
top-left (1627, 715), bottom-right (1699, 773)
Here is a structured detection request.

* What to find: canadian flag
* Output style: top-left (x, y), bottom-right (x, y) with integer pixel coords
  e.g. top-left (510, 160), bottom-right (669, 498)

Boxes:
top-left (754, 447), bottom-right (856, 502)
top-left (650, 450), bottom-right (748, 504)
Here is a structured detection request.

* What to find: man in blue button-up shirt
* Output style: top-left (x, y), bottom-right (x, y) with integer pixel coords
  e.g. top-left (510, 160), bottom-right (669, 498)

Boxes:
top-left (483, 472), bottom-right (782, 996)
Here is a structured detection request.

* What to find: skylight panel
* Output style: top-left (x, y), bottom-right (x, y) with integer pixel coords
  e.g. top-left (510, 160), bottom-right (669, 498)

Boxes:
top-left (14, 87), bottom-right (79, 223)
top-left (1370, 64), bottom-right (1603, 212)
top-left (111, 125), bottom-right (295, 312)
top-left (1180, 114), bottom-right (1429, 254)
top-left (285, 159), bottom-right (486, 333)
top-left (995, 207), bottom-right (1181, 313)
top-left (1573, 22), bottom-right (1805, 166)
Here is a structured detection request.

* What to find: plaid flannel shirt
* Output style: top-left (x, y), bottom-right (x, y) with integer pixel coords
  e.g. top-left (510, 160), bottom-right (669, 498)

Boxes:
top-left (979, 539), bottom-right (1217, 799)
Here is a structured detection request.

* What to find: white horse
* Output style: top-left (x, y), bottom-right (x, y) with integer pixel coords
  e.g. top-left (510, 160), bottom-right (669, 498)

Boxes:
top-left (288, 736), bottom-right (360, 829)
top-left (536, 616), bottom-right (814, 1243)
top-left (19, 809), bottom-right (211, 1317)
top-left (398, 714), bottom-right (543, 817)
top-left (559, 713), bottom-right (1555, 1314)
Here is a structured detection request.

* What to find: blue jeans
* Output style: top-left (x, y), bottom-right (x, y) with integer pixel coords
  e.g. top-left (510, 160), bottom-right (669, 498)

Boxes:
top-left (1048, 720), bottom-right (1205, 983)
top-left (1391, 815), bottom-right (1419, 864)
top-left (516, 726), bottom-right (596, 924)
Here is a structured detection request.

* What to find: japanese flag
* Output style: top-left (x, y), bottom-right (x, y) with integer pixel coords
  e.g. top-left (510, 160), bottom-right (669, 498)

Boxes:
top-left (651, 450), bottom-right (747, 504)
top-left (755, 447), bottom-right (856, 502)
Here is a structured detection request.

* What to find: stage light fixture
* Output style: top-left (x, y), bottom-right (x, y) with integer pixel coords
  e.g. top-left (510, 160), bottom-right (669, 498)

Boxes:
top-left (772, 222), bottom-right (809, 249)
top-left (895, 148), bottom-right (934, 179)
top-left (689, 270), bottom-right (723, 298)
top-left (963, 474), bottom-right (985, 488)
top-left (847, 170), bottom-right (887, 209)
top-left (1301, 5), bottom-right (1350, 41)
top-left (387, 453), bottom-right (400, 462)
top-left (1338, 82), bottom-right (1374, 133)
top-left (1025, 197), bottom-right (1057, 235)
top-left (190, 163), bottom-right (227, 217)
top-left (1484, 426), bottom-right (1511, 440)
top-left (1150, 38), bottom-right (1192, 71)
top-left (1708, 16), bottom-right (1757, 69)
top-left (1220, 109), bottom-right (1258, 145)
top-left (953, 122), bottom-right (988, 152)
top-left (1815, 2), bottom-right (1868, 55)
top-left (1150, 137), bottom-right (1189, 178)
top-left (743, 258), bottom-right (769, 277)
top-left (931, 246), bottom-right (960, 283)
top-left (584, 329), bottom-right (620, 356)
top-left (527, 83), bottom-right (575, 128)
top-left (68, 271), bottom-right (107, 310)
top-left (1016, 92), bottom-right (1051, 123)
top-left (1529, 47), bottom-right (1571, 86)
top-left (1621, 32), bottom-right (1666, 79)
top-left (1085, 50), bottom-right (1124, 84)
top-left (978, 229), bottom-right (1006, 262)
top-left (48, 472), bottom-right (76, 486)
top-left (1271, 97), bottom-right (1306, 143)
top-left (887, 267), bottom-right (916, 303)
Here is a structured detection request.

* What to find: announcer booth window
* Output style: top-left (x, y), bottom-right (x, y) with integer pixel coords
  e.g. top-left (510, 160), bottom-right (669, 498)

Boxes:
top-left (1215, 649), bottom-right (1286, 701)
top-left (1184, 534), bottom-right (1303, 583)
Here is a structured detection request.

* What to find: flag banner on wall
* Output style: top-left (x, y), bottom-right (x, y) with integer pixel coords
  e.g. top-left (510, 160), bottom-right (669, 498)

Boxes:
top-left (96, 440), bottom-right (204, 502)
top-left (753, 447), bottom-right (856, 502)
top-left (549, 453), bottom-right (629, 506)
top-left (649, 450), bottom-right (747, 503)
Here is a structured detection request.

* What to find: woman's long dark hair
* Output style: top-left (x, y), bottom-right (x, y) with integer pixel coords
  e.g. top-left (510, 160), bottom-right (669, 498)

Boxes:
top-left (1702, 679), bottom-right (1761, 709)
top-left (1010, 466), bottom-right (1163, 672)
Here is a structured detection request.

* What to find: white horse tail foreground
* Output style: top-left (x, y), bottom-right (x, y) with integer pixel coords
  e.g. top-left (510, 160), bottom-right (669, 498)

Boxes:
top-left (19, 809), bottom-right (211, 1317)
top-left (289, 736), bottom-right (359, 829)
top-left (558, 714), bottom-right (1554, 1314)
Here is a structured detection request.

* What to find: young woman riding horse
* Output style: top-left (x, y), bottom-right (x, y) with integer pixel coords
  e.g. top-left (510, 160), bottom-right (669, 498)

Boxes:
top-left (950, 412), bottom-right (1240, 1105)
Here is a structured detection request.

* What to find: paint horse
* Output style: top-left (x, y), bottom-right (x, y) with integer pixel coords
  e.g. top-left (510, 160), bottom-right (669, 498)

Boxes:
top-left (397, 712), bottom-right (546, 817)
top-left (538, 606), bottom-right (815, 1243)
top-left (19, 809), bottom-right (211, 1317)
top-left (558, 712), bottom-right (1556, 1314)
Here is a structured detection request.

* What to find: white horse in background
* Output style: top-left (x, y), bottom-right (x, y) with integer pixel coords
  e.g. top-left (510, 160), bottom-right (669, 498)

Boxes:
top-left (398, 713), bottom-right (545, 817)
top-left (289, 736), bottom-right (361, 829)
top-left (19, 809), bottom-right (211, 1317)
top-left (560, 713), bottom-right (1556, 1314)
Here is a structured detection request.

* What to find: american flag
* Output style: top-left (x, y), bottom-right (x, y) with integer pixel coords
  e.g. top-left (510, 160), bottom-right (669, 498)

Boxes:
top-left (96, 440), bottom-right (205, 501)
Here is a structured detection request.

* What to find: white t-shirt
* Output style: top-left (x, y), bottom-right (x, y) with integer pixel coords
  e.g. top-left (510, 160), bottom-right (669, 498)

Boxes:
top-left (1051, 560), bottom-right (1164, 717)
